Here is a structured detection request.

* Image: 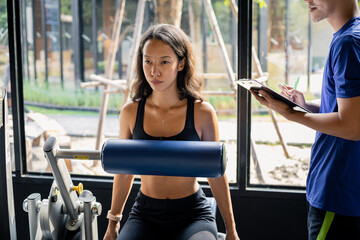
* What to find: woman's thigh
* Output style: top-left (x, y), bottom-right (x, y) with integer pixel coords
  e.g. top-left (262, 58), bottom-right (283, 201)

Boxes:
top-left (174, 219), bottom-right (218, 240)
top-left (117, 218), bottom-right (157, 240)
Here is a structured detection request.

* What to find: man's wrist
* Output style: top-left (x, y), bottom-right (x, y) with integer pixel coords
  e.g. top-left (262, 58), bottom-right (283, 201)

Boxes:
top-left (283, 108), bottom-right (299, 121)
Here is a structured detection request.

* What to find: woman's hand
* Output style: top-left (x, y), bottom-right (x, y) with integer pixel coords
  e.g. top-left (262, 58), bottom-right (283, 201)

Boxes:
top-left (103, 221), bottom-right (120, 240)
top-left (225, 229), bottom-right (240, 240)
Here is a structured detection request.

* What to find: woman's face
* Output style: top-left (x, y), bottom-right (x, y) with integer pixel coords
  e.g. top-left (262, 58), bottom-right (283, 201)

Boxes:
top-left (142, 38), bottom-right (184, 93)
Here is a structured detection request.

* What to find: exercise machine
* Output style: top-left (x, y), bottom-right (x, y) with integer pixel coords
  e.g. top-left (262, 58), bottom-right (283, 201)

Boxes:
top-left (23, 137), bottom-right (102, 240)
top-left (24, 136), bottom-right (227, 239)
top-left (0, 87), bottom-right (17, 239)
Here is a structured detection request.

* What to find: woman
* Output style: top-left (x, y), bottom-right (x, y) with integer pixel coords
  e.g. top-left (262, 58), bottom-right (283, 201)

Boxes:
top-left (104, 24), bottom-right (239, 240)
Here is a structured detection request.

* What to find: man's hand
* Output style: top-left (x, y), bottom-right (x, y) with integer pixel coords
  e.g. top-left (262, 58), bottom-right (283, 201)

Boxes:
top-left (279, 83), bottom-right (307, 107)
top-left (250, 88), bottom-right (296, 119)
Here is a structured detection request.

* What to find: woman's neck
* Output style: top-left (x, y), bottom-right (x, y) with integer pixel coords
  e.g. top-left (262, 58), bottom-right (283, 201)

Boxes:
top-left (149, 92), bottom-right (181, 109)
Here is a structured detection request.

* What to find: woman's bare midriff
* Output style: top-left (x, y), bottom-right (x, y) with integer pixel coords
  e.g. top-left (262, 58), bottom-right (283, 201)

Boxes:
top-left (140, 175), bottom-right (199, 199)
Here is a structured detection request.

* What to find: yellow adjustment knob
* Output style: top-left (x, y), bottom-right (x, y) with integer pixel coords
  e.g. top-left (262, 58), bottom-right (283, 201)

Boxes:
top-left (73, 183), bottom-right (83, 195)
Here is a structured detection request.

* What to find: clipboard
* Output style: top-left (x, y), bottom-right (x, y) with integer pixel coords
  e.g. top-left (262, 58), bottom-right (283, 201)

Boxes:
top-left (236, 78), bottom-right (312, 113)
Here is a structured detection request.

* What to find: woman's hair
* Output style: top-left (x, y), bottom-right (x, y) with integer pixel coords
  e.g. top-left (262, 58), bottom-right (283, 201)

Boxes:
top-left (130, 24), bottom-right (203, 101)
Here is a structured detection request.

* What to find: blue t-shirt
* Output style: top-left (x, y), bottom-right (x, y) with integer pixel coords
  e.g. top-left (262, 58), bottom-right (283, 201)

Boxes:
top-left (306, 17), bottom-right (360, 216)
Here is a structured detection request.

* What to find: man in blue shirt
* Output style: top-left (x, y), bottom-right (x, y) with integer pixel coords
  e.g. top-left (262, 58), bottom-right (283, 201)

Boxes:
top-left (251, 0), bottom-right (360, 239)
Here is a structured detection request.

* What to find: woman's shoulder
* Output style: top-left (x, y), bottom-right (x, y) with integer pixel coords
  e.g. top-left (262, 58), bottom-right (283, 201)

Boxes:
top-left (193, 100), bottom-right (218, 140)
top-left (119, 100), bottom-right (141, 137)
top-left (121, 100), bottom-right (140, 117)
top-left (193, 100), bottom-right (217, 124)
top-left (194, 100), bottom-right (216, 115)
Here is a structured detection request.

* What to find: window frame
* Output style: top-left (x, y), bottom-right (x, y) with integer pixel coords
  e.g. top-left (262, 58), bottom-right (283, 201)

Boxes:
top-left (8, 0), bottom-right (306, 200)
top-left (236, 0), bottom-right (306, 197)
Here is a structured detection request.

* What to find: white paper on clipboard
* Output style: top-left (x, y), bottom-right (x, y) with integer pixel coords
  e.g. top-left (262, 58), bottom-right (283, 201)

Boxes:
top-left (237, 78), bottom-right (312, 113)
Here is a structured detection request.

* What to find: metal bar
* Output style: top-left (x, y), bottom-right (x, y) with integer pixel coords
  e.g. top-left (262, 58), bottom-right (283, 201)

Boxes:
top-left (258, 0), bottom-right (268, 72)
top-left (92, 0), bottom-right (98, 75)
top-left (71, 0), bottom-right (85, 86)
top-left (58, 0), bottom-right (64, 88)
top-left (23, 193), bottom-right (41, 240)
top-left (82, 196), bottom-right (98, 240)
top-left (231, 5), bottom-right (237, 71)
top-left (201, 0), bottom-right (207, 74)
top-left (6, 0), bottom-right (27, 236)
top-left (55, 149), bottom-right (101, 161)
top-left (237, 0), bottom-right (252, 190)
top-left (117, 38), bottom-right (122, 78)
top-left (0, 87), bottom-right (17, 240)
top-left (41, 0), bottom-right (48, 83)
top-left (7, 0), bottom-right (26, 176)
top-left (22, 0), bottom-right (30, 81)
top-left (44, 138), bottom-right (79, 221)
top-left (32, 0), bottom-right (37, 81)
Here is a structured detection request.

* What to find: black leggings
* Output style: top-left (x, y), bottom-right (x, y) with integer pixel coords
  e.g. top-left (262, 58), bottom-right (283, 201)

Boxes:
top-left (117, 188), bottom-right (218, 240)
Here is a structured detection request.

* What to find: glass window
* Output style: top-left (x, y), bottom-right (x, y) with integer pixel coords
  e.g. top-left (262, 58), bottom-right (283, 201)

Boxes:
top-left (250, 0), bottom-right (333, 187)
top-left (20, 0), bottom-right (238, 183)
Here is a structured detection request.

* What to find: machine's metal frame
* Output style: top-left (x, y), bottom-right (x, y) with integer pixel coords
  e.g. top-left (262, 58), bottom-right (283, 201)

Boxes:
top-left (0, 87), bottom-right (17, 240)
top-left (23, 136), bottom-right (102, 240)
top-left (23, 135), bottom-right (227, 239)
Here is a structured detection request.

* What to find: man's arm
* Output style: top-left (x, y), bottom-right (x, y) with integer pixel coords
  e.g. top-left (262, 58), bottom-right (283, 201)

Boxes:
top-left (253, 89), bottom-right (360, 141)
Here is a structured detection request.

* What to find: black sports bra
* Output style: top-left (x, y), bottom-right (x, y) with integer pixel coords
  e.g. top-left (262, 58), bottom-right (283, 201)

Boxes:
top-left (132, 98), bottom-right (201, 141)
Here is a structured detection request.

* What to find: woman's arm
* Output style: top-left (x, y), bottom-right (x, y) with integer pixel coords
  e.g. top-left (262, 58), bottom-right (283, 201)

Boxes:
top-left (208, 176), bottom-right (237, 238)
top-left (103, 102), bottom-right (137, 240)
top-left (196, 101), bottom-right (239, 240)
top-left (104, 174), bottom-right (134, 240)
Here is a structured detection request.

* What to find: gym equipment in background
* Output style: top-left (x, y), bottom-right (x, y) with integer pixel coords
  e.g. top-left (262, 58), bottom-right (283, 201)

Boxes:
top-left (0, 87), bottom-right (17, 240)
top-left (101, 139), bottom-right (227, 177)
top-left (23, 137), bottom-right (102, 240)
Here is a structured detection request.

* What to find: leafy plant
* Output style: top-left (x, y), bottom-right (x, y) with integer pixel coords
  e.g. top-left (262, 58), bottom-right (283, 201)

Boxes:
top-left (254, 0), bottom-right (268, 8)
top-left (0, 0), bottom-right (7, 29)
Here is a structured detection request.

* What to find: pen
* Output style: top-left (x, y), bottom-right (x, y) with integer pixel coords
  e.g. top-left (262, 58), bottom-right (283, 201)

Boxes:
top-left (294, 76), bottom-right (300, 90)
